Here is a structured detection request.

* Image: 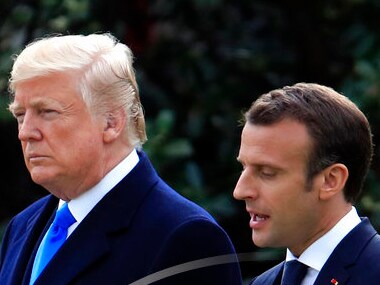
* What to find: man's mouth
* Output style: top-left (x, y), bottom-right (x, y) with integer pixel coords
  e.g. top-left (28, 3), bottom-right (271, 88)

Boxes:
top-left (252, 213), bottom-right (269, 221)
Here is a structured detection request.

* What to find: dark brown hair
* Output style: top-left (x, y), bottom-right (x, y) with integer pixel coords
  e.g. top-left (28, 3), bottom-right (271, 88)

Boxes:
top-left (244, 82), bottom-right (373, 203)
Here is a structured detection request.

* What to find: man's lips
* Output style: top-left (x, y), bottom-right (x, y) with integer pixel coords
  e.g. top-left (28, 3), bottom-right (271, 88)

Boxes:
top-left (28, 153), bottom-right (42, 158)
top-left (247, 209), bottom-right (270, 229)
top-left (251, 213), bottom-right (269, 221)
top-left (27, 153), bottom-right (48, 162)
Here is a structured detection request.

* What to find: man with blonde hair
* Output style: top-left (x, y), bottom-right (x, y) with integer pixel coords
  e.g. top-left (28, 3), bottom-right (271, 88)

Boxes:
top-left (0, 33), bottom-right (242, 285)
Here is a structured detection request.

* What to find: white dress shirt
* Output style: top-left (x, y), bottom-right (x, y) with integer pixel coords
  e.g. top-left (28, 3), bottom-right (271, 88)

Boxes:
top-left (285, 207), bottom-right (361, 285)
top-left (58, 149), bottom-right (139, 237)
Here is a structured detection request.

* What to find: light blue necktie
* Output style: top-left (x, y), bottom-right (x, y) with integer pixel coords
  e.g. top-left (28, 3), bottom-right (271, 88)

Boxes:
top-left (30, 203), bottom-right (76, 285)
top-left (281, 259), bottom-right (309, 285)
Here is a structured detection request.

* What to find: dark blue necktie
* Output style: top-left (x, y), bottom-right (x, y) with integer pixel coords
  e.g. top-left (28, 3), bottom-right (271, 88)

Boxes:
top-left (281, 260), bottom-right (309, 285)
top-left (30, 203), bottom-right (76, 285)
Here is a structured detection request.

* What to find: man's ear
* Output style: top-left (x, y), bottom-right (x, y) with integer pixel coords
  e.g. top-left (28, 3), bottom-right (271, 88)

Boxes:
top-left (103, 109), bottom-right (126, 143)
top-left (319, 163), bottom-right (349, 200)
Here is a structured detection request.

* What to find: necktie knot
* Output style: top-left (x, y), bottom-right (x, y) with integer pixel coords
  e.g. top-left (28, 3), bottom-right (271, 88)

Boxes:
top-left (53, 203), bottom-right (76, 229)
top-left (281, 259), bottom-right (309, 285)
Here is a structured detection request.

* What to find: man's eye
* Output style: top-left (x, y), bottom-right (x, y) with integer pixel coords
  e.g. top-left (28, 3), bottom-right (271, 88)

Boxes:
top-left (14, 113), bottom-right (25, 123)
top-left (40, 109), bottom-right (59, 117)
top-left (43, 109), bottom-right (57, 113)
top-left (260, 168), bottom-right (277, 178)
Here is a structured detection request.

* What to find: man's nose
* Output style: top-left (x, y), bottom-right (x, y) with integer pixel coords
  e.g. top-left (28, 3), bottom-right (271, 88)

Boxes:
top-left (233, 170), bottom-right (259, 201)
top-left (18, 113), bottom-right (42, 141)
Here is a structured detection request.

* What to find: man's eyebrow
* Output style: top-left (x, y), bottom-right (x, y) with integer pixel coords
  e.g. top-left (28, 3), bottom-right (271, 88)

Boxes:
top-left (8, 98), bottom-right (57, 114)
top-left (8, 102), bottom-right (21, 114)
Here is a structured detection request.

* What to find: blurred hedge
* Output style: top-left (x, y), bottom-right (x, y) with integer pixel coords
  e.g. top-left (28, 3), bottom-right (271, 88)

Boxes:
top-left (1, 0), bottom-right (380, 282)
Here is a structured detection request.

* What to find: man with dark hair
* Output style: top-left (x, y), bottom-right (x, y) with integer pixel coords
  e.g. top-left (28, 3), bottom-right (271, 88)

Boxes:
top-left (234, 82), bottom-right (380, 284)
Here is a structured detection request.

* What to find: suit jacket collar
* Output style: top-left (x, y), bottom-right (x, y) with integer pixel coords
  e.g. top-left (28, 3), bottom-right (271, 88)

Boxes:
top-left (4, 195), bottom-right (58, 285)
top-left (313, 217), bottom-right (377, 285)
top-left (251, 218), bottom-right (377, 285)
top-left (250, 262), bottom-right (284, 285)
top-left (28, 150), bottom-right (159, 285)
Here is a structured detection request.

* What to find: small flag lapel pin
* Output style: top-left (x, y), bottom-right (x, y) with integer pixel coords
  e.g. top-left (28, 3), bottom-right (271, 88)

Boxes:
top-left (331, 278), bottom-right (338, 285)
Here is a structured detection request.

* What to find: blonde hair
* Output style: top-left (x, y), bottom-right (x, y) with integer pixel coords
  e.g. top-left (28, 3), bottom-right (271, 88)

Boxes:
top-left (9, 33), bottom-right (147, 148)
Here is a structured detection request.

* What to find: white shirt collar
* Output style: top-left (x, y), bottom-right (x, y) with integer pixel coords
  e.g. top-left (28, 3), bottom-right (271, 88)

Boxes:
top-left (59, 149), bottom-right (139, 230)
top-left (286, 206), bottom-right (361, 272)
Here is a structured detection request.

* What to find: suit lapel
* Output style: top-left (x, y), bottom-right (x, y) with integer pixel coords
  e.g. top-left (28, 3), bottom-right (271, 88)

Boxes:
top-left (314, 261), bottom-right (349, 285)
top-left (34, 226), bottom-right (109, 285)
top-left (273, 263), bottom-right (284, 285)
top-left (314, 218), bottom-right (377, 285)
top-left (251, 262), bottom-right (283, 285)
top-left (34, 150), bottom-right (159, 285)
top-left (19, 196), bottom-right (59, 285)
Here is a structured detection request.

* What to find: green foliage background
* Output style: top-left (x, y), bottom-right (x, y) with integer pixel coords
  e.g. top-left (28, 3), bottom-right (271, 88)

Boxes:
top-left (1, 0), bottom-right (380, 282)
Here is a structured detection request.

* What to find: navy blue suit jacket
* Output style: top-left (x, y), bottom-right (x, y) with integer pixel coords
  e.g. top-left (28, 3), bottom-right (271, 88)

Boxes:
top-left (0, 151), bottom-right (242, 285)
top-left (250, 218), bottom-right (380, 285)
